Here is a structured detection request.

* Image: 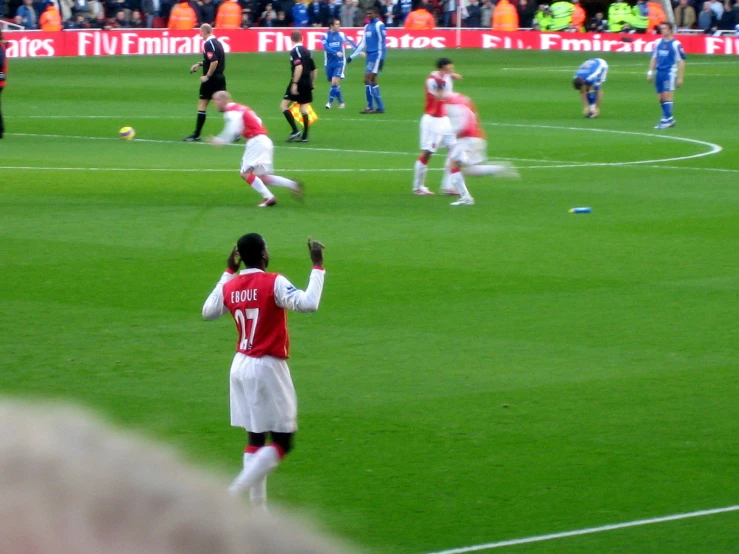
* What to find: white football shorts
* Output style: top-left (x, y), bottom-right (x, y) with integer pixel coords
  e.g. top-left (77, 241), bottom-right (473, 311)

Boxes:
top-left (449, 137), bottom-right (487, 166)
top-left (229, 353), bottom-right (297, 433)
top-left (419, 114), bottom-right (456, 153)
top-left (241, 134), bottom-right (274, 176)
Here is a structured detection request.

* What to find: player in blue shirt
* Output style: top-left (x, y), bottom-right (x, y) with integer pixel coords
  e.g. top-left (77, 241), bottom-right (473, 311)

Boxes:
top-left (647, 22), bottom-right (686, 129)
top-left (322, 18), bottom-right (357, 110)
top-left (347, 7), bottom-right (387, 114)
top-left (573, 58), bottom-right (609, 118)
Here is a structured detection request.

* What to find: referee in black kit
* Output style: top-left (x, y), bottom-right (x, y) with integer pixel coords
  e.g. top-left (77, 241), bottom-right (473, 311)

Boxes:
top-left (280, 30), bottom-right (316, 143)
top-left (184, 24), bottom-right (226, 142)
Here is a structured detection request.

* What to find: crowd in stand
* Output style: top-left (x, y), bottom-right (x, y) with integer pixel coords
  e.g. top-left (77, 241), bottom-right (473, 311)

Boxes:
top-left (1, 0), bottom-right (737, 32)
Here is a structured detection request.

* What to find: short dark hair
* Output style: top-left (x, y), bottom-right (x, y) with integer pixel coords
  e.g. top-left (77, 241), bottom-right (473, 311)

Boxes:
top-left (573, 77), bottom-right (585, 90)
top-left (660, 21), bottom-right (674, 31)
top-left (237, 233), bottom-right (266, 266)
top-left (436, 57), bottom-right (453, 69)
top-left (291, 30), bottom-right (303, 42)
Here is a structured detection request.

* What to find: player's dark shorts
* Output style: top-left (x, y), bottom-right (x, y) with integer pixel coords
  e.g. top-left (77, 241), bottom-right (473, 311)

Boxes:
top-left (283, 82), bottom-right (313, 105)
top-left (199, 74), bottom-right (227, 100)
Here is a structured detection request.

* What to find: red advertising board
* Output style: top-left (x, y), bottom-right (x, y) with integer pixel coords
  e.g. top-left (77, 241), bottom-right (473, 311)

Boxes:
top-left (4, 28), bottom-right (739, 58)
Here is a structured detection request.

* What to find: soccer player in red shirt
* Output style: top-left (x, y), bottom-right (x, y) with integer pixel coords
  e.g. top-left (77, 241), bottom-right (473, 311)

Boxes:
top-left (208, 91), bottom-right (303, 208)
top-left (202, 234), bottom-right (326, 506)
top-left (444, 93), bottom-right (519, 206)
top-left (412, 58), bottom-right (461, 197)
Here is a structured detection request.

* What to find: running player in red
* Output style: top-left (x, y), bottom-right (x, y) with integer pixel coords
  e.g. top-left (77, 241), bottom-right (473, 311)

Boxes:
top-left (202, 234), bottom-right (326, 507)
top-left (412, 58), bottom-right (461, 196)
top-left (444, 93), bottom-right (519, 206)
top-left (208, 91), bottom-right (303, 208)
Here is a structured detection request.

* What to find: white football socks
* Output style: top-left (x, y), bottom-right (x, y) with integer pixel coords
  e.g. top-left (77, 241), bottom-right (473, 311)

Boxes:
top-left (413, 160), bottom-right (428, 190)
top-left (451, 171), bottom-right (469, 197)
top-left (229, 444), bottom-right (281, 496)
top-left (264, 175), bottom-right (298, 190)
top-left (250, 177), bottom-right (275, 200)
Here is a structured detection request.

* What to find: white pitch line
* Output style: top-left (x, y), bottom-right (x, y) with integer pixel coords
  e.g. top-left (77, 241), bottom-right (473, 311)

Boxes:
top-left (502, 61), bottom-right (736, 71)
top-left (424, 505), bottom-right (739, 554)
top-left (0, 165), bottom-right (432, 173)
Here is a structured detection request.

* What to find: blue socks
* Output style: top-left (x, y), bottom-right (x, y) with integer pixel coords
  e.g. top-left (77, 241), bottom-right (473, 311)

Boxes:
top-left (587, 91), bottom-right (596, 107)
top-left (661, 101), bottom-right (673, 119)
top-left (328, 85), bottom-right (338, 105)
top-left (365, 85), bottom-right (373, 109)
top-left (336, 86), bottom-right (343, 104)
top-left (372, 85), bottom-right (384, 111)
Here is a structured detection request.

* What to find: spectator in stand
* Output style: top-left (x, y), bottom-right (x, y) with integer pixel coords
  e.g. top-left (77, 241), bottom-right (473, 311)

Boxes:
top-left (493, 0), bottom-right (518, 29)
top-left (215, 0), bottom-right (240, 27)
top-left (91, 9), bottom-right (109, 25)
top-left (241, 7), bottom-right (253, 26)
top-left (716, 0), bottom-right (736, 30)
top-left (129, 7), bottom-right (145, 23)
top-left (709, 0), bottom-right (723, 18)
top-left (588, 10), bottom-right (605, 30)
top-left (397, 0), bottom-right (413, 24)
top-left (533, 4), bottom-right (552, 30)
top-left (441, 0), bottom-right (454, 27)
top-left (308, 0), bottom-right (327, 25)
top-left (274, 9), bottom-right (288, 23)
top-left (339, 0), bottom-right (356, 26)
top-left (570, 0), bottom-right (585, 30)
top-left (108, 7), bottom-right (127, 25)
top-left (464, 0), bottom-right (481, 26)
top-left (66, 12), bottom-right (90, 25)
top-left (16, 0), bottom-right (38, 29)
top-left (293, 0), bottom-right (309, 24)
top-left (608, 0), bottom-right (632, 31)
top-left (59, 0), bottom-right (75, 22)
top-left (515, 0), bottom-right (534, 27)
top-left (39, 1), bottom-right (62, 29)
top-left (674, 0), bottom-right (696, 28)
top-left (379, 0), bottom-right (396, 26)
top-left (107, 0), bottom-right (126, 18)
top-left (194, 0), bottom-right (214, 23)
top-left (480, 0), bottom-right (492, 27)
top-left (141, 0), bottom-right (162, 26)
top-left (261, 2), bottom-right (276, 24)
top-left (647, 0), bottom-right (666, 31)
top-left (404, 2), bottom-right (435, 27)
top-left (168, 0), bottom-right (196, 27)
top-left (698, 0), bottom-right (717, 31)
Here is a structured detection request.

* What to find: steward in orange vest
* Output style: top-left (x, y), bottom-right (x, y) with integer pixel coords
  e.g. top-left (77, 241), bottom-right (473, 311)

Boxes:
top-left (571, 0), bottom-right (586, 31)
top-left (215, 0), bottom-right (242, 29)
top-left (39, 3), bottom-right (62, 31)
top-left (647, 1), bottom-right (666, 32)
top-left (404, 5), bottom-right (436, 29)
top-left (492, 0), bottom-right (518, 31)
top-left (168, 0), bottom-right (198, 30)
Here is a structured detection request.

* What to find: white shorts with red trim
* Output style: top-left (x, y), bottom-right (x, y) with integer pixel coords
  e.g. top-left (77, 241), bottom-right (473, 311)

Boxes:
top-left (229, 353), bottom-right (297, 433)
top-left (241, 134), bottom-right (274, 175)
top-left (449, 137), bottom-right (487, 166)
top-left (419, 114), bottom-right (455, 153)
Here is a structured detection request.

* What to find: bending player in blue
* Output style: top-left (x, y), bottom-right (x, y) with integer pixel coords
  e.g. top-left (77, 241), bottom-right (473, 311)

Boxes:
top-left (573, 57), bottom-right (608, 118)
top-left (647, 21), bottom-right (686, 129)
top-left (322, 18), bottom-right (357, 110)
top-left (347, 6), bottom-right (386, 114)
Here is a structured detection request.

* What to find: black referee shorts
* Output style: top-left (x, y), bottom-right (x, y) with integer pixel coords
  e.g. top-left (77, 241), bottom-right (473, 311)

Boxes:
top-left (199, 74), bottom-right (227, 100)
top-left (283, 82), bottom-right (313, 105)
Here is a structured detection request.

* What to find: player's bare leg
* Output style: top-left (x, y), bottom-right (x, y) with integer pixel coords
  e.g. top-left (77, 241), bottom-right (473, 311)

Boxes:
top-left (262, 175), bottom-right (304, 201)
top-left (241, 168), bottom-right (277, 207)
top-left (413, 150), bottom-right (434, 195)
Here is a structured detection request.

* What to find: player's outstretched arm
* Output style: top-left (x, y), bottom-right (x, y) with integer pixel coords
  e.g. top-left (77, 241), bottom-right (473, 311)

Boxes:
top-left (202, 246), bottom-right (240, 320)
top-left (274, 238), bottom-right (326, 313)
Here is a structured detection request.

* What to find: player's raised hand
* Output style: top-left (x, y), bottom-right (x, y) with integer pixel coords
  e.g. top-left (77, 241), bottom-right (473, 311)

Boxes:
top-left (307, 237), bottom-right (325, 267)
top-left (227, 245), bottom-right (241, 272)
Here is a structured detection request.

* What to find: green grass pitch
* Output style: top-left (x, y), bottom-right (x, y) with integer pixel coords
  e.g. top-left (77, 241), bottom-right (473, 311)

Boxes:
top-left (1, 49), bottom-right (738, 553)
